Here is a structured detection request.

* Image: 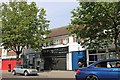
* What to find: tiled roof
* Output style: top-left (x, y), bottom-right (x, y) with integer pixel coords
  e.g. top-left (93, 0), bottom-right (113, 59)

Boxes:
top-left (48, 26), bottom-right (69, 38)
top-left (0, 49), bottom-right (17, 57)
top-left (7, 50), bottom-right (17, 56)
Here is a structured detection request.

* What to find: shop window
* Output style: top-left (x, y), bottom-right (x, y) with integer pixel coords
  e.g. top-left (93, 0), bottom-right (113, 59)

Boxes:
top-left (97, 54), bottom-right (106, 60)
top-left (109, 52), bottom-right (116, 59)
top-left (89, 55), bottom-right (97, 61)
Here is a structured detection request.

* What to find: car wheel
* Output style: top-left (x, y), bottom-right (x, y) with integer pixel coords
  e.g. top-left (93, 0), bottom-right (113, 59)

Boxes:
top-left (12, 70), bottom-right (16, 75)
top-left (24, 71), bottom-right (29, 76)
top-left (86, 75), bottom-right (99, 80)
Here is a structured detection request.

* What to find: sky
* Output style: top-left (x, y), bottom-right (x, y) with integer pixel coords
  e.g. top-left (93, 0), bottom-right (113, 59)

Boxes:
top-left (1, 0), bottom-right (79, 29)
top-left (36, 2), bottom-right (79, 29)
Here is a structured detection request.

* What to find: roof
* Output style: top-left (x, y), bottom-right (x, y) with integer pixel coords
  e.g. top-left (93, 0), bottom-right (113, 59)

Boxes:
top-left (47, 26), bottom-right (69, 38)
top-left (7, 50), bottom-right (17, 56)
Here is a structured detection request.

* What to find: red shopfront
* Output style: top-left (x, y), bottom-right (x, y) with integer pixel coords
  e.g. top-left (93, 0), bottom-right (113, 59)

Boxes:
top-left (2, 59), bottom-right (22, 70)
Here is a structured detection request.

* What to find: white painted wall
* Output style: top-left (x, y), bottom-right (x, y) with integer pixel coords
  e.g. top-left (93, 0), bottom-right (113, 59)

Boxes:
top-left (69, 36), bottom-right (73, 43)
top-left (67, 52), bottom-right (72, 70)
top-left (66, 53), bottom-right (69, 70)
top-left (1, 47), bottom-right (16, 59)
top-left (1, 48), bottom-right (7, 59)
top-left (43, 35), bottom-right (85, 70)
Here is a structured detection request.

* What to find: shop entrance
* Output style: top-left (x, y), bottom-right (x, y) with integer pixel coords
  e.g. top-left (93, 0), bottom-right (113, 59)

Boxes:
top-left (44, 56), bottom-right (66, 70)
top-left (42, 46), bottom-right (68, 70)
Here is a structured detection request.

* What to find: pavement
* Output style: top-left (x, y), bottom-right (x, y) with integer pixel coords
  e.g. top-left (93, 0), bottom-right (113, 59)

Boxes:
top-left (1, 70), bottom-right (76, 79)
top-left (38, 70), bottom-right (75, 78)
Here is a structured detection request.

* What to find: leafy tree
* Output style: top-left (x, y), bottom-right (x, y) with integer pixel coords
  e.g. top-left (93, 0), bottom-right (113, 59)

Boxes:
top-left (1, 0), bottom-right (50, 59)
top-left (68, 2), bottom-right (120, 57)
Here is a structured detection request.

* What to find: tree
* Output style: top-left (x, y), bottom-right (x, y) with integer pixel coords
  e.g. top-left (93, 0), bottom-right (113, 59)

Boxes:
top-left (1, 0), bottom-right (50, 59)
top-left (68, 2), bottom-right (120, 57)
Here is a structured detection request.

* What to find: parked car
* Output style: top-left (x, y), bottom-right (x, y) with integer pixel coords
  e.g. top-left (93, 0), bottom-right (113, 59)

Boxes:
top-left (75, 59), bottom-right (120, 80)
top-left (12, 65), bottom-right (38, 76)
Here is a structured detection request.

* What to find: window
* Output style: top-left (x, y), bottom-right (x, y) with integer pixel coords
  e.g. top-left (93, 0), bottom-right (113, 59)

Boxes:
top-left (95, 62), bottom-right (107, 68)
top-left (108, 61), bottom-right (120, 68)
top-left (94, 60), bottom-right (120, 68)
top-left (54, 39), bottom-right (61, 45)
top-left (63, 38), bottom-right (68, 44)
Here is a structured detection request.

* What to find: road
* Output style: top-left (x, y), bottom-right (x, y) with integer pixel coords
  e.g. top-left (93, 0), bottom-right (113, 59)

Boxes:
top-left (2, 70), bottom-right (76, 80)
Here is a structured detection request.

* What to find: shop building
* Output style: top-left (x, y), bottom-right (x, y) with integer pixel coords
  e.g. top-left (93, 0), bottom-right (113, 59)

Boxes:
top-left (0, 46), bottom-right (21, 70)
top-left (1, 26), bottom-right (119, 71)
top-left (42, 26), bottom-right (85, 70)
top-left (42, 26), bottom-right (120, 70)
top-left (21, 49), bottom-right (44, 72)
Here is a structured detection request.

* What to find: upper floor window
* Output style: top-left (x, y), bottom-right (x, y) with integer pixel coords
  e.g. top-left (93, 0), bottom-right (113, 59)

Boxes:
top-left (54, 39), bottom-right (61, 45)
top-left (63, 38), bottom-right (69, 44)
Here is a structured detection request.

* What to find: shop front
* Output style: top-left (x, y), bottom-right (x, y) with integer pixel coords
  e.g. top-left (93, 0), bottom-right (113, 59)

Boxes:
top-left (42, 46), bottom-right (68, 70)
top-left (87, 48), bottom-right (120, 65)
top-left (21, 52), bottom-right (44, 72)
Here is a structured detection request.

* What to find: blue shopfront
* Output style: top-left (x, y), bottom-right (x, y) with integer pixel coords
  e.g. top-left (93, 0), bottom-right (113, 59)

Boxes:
top-left (72, 51), bottom-right (87, 70)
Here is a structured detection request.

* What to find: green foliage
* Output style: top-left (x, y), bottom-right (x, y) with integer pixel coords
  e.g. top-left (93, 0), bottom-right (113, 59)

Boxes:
top-left (69, 2), bottom-right (120, 50)
top-left (1, 0), bottom-right (50, 55)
